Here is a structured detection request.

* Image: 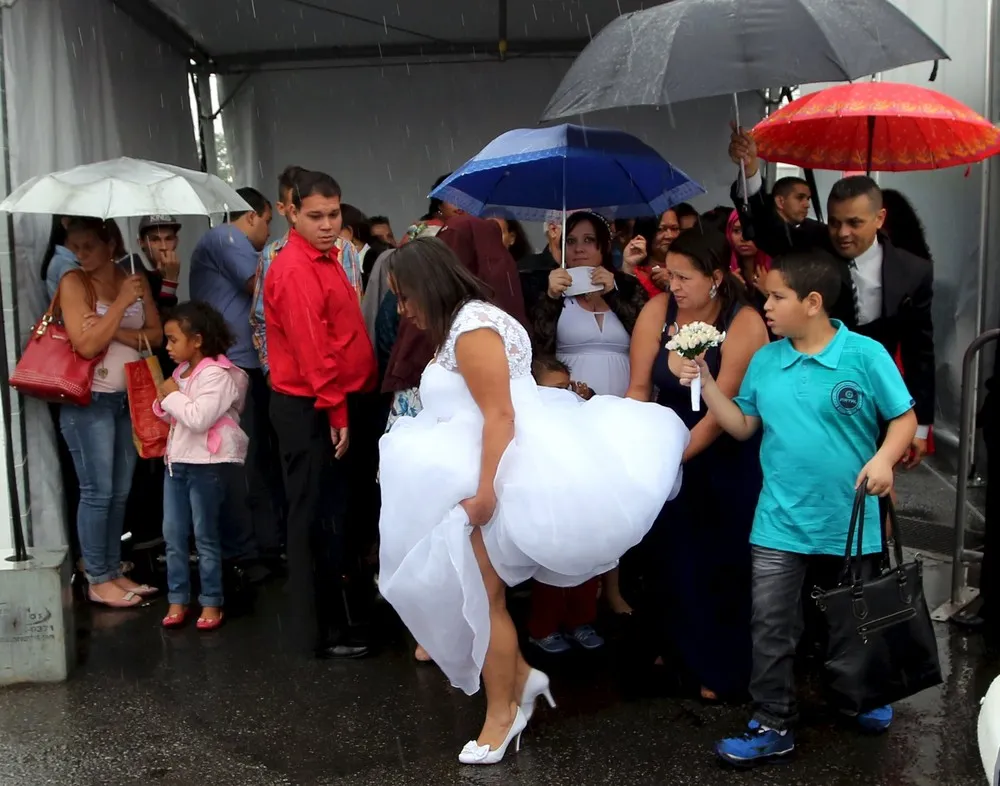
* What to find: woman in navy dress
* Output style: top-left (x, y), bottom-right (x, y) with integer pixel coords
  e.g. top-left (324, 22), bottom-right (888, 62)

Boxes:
top-left (626, 227), bottom-right (769, 700)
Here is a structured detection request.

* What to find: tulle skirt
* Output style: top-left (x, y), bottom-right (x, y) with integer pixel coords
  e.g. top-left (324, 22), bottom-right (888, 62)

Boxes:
top-left (378, 384), bottom-right (688, 694)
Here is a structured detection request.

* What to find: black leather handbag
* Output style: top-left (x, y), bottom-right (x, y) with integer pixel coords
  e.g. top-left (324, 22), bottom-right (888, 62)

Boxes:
top-left (810, 487), bottom-right (942, 713)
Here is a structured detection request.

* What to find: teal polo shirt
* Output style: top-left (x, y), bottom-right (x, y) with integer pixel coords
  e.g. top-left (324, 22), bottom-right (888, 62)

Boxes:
top-left (734, 321), bottom-right (915, 556)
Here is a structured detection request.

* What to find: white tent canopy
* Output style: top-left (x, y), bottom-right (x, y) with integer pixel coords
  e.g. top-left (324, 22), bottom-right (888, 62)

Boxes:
top-left (0, 0), bottom-right (995, 553)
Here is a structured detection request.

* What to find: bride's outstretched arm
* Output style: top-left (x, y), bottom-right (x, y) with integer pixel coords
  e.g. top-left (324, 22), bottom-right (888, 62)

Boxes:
top-left (455, 328), bottom-right (516, 526)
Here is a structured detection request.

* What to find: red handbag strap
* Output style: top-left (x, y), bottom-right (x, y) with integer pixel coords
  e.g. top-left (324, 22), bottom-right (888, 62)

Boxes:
top-left (48, 268), bottom-right (98, 321)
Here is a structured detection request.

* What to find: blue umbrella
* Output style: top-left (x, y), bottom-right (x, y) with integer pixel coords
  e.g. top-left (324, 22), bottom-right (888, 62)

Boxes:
top-left (430, 124), bottom-right (704, 222)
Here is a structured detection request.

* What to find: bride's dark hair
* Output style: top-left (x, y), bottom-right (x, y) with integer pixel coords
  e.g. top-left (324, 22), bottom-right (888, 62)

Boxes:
top-left (384, 236), bottom-right (494, 348)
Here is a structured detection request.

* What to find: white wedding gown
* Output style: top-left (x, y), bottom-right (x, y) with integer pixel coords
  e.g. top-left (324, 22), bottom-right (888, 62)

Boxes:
top-left (378, 301), bottom-right (688, 695)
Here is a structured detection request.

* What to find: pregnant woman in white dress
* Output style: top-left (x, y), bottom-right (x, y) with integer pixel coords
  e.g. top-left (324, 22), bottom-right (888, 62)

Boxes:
top-left (532, 211), bottom-right (649, 397)
top-left (378, 237), bottom-right (688, 765)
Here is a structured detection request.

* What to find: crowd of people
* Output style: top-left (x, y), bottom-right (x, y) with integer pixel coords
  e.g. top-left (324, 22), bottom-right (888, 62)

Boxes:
top-left (38, 123), bottom-right (943, 767)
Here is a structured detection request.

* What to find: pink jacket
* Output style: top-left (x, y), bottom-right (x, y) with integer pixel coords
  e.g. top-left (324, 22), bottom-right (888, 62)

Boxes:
top-left (152, 356), bottom-right (250, 469)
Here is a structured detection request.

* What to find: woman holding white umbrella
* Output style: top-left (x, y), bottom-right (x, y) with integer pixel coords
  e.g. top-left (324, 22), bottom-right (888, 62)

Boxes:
top-left (57, 217), bottom-right (163, 607)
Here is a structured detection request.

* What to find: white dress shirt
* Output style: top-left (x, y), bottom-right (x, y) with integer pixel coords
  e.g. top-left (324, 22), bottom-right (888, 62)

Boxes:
top-left (850, 240), bottom-right (883, 328)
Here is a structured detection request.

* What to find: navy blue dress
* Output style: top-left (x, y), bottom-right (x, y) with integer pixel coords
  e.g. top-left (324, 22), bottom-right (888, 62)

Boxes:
top-left (648, 299), bottom-right (762, 699)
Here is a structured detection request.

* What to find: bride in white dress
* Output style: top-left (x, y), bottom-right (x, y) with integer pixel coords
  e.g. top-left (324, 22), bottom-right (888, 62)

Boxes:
top-left (378, 237), bottom-right (689, 765)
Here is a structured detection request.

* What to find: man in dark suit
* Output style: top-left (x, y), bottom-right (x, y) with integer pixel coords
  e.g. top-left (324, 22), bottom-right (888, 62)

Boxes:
top-left (729, 127), bottom-right (935, 467)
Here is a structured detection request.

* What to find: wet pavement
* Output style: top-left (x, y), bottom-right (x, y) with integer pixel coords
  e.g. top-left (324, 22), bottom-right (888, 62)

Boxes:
top-left (0, 460), bottom-right (996, 786)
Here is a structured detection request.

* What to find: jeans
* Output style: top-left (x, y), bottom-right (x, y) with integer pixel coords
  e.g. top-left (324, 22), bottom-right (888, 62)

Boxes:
top-left (59, 392), bottom-right (137, 584)
top-left (749, 545), bottom-right (879, 729)
top-left (163, 463), bottom-right (226, 607)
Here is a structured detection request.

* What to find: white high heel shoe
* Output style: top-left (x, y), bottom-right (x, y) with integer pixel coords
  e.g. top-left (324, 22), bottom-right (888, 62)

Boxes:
top-left (458, 707), bottom-right (528, 765)
top-left (520, 668), bottom-right (556, 722)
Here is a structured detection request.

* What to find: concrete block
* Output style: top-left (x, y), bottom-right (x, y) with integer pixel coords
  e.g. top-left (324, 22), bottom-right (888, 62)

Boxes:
top-left (0, 548), bottom-right (74, 685)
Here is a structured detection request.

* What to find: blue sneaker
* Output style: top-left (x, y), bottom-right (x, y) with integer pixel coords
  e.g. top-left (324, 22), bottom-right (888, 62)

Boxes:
top-left (529, 633), bottom-right (573, 655)
top-left (570, 624), bottom-right (605, 650)
top-left (715, 721), bottom-right (795, 767)
top-left (856, 705), bottom-right (894, 733)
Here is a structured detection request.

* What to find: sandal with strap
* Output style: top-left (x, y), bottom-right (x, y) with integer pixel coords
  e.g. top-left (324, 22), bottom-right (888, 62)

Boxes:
top-left (88, 589), bottom-right (143, 609)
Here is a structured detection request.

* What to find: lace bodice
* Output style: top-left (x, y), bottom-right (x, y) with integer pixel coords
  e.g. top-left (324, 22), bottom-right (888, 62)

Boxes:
top-left (436, 300), bottom-right (532, 379)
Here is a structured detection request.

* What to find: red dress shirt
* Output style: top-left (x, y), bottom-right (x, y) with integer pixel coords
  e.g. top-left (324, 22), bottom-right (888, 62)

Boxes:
top-left (264, 230), bottom-right (376, 428)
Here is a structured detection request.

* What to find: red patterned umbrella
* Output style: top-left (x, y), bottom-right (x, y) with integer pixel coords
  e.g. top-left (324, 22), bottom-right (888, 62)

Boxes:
top-left (752, 82), bottom-right (1000, 172)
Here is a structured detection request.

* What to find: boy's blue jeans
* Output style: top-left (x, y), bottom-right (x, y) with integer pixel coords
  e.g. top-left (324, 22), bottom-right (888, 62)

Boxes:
top-left (163, 464), bottom-right (226, 607)
top-left (59, 393), bottom-right (137, 584)
top-left (750, 545), bottom-right (880, 730)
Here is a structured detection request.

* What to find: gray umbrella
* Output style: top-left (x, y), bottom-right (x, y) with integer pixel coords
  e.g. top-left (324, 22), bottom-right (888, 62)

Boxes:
top-left (541, 0), bottom-right (949, 121)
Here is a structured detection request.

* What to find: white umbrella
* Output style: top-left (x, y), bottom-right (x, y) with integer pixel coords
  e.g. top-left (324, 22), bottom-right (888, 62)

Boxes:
top-left (0, 157), bottom-right (250, 218)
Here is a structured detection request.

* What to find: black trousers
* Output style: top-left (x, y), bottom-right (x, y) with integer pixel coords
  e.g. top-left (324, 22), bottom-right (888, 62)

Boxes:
top-left (270, 391), bottom-right (348, 652)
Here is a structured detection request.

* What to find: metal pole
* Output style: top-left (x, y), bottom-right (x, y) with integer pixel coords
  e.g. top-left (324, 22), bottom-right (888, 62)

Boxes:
top-left (0, 10), bottom-right (27, 562)
top-left (952, 329), bottom-right (1000, 604)
top-left (972, 0), bottom-right (997, 472)
top-left (191, 69), bottom-right (218, 177)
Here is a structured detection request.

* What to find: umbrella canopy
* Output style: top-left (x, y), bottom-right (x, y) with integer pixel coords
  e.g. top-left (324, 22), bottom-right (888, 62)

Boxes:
top-left (430, 124), bottom-right (704, 221)
top-left (0, 157), bottom-right (251, 218)
top-left (541, 0), bottom-right (948, 121)
top-left (752, 82), bottom-right (1000, 172)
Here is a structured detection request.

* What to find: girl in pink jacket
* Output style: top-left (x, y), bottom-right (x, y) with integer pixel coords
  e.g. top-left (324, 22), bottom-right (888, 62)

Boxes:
top-left (153, 302), bottom-right (249, 631)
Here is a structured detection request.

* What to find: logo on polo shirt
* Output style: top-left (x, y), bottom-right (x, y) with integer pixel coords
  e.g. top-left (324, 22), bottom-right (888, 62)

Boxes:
top-left (832, 381), bottom-right (864, 416)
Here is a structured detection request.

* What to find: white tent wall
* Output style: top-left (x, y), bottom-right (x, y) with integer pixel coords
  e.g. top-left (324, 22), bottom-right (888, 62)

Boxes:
top-left (219, 61), bottom-right (764, 240)
top-left (0, 0), bottom-right (198, 550)
top-left (796, 0), bottom-right (993, 459)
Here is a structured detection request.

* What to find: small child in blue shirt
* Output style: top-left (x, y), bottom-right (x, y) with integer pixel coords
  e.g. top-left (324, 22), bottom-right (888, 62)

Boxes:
top-left (679, 249), bottom-right (917, 767)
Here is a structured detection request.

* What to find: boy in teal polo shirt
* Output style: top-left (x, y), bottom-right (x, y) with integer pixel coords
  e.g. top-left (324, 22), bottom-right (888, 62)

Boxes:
top-left (680, 250), bottom-right (917, 767)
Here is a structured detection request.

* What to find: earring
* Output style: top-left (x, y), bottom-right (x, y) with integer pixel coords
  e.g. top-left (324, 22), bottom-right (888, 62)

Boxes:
top-left (709, 283), bottom-right (718, 300)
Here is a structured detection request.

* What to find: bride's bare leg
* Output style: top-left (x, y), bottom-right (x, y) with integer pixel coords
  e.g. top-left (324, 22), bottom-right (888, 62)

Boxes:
top-left (514, 650), bottom-right (532, 699)
top-left (470, 527), bottom-right (519, 749)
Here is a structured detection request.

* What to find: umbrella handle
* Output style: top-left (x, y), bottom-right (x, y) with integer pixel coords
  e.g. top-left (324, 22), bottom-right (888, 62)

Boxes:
top-left (732, 93), bottom-right (752, 217)
top-left (561, 158), bottom-right (567, 268)
top-left (732, 93), bottom-right (755, 242)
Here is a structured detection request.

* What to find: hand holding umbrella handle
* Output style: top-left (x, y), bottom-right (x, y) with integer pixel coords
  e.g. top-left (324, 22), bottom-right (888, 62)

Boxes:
top-left (732, 95), bottom-right (755, 241)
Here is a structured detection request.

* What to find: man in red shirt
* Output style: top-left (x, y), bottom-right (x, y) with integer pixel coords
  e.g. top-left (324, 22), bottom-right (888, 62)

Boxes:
top-left (264, 169), bottom-right (377, 659)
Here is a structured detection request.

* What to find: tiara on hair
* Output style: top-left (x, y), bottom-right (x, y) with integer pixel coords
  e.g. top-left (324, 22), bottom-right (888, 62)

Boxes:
top-left (572, 209), bottom-right (614, 235)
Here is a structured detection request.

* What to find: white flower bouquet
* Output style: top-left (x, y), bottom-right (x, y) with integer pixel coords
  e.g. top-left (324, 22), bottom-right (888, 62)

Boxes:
top-left (665, 321), bottom-right (727, 411)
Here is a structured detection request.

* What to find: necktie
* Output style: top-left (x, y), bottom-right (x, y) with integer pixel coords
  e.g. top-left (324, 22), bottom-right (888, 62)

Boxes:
top-left (848, 260), bottom-right (862, 326)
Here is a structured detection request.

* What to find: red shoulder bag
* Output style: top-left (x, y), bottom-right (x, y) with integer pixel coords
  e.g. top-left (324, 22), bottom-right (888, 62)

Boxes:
top-left (9, 271), bottom-right (106, 406)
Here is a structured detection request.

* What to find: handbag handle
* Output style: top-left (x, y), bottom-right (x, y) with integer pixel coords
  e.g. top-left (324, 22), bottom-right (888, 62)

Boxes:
top-left (840, 485), bottom-right (869, 587)
top-left (881, 493), bottom-right (906, 570)
top-left (840, 483), bottom-right (908, 587)
top-left (36, 270), bottom-right (99, 337)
